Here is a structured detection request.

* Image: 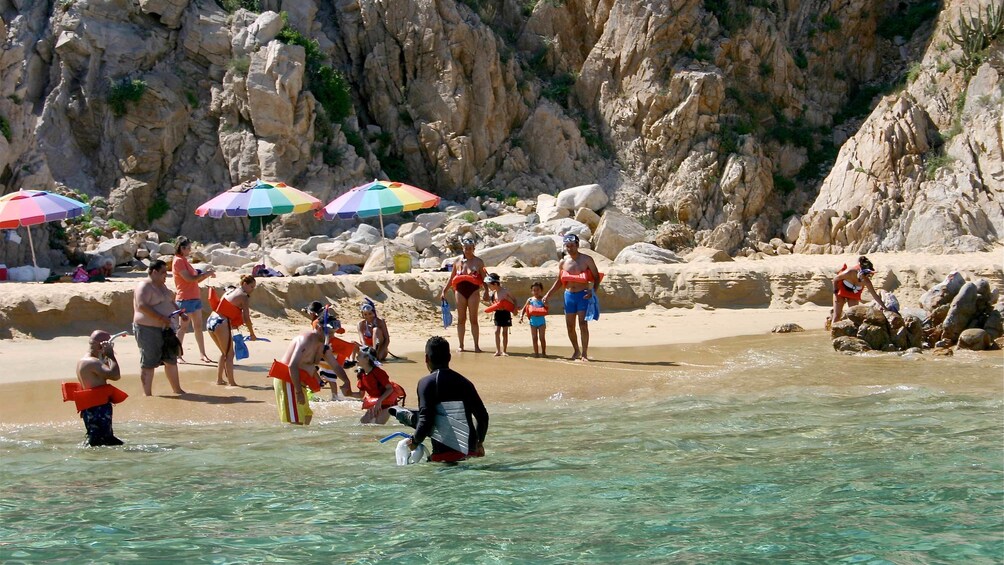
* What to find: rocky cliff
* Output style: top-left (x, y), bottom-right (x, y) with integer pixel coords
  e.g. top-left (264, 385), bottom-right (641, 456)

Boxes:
top-left (0, 0), bottom-right (1000, 268)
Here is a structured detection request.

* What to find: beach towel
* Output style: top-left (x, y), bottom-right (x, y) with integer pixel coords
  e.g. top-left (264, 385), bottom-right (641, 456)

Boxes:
top-left (585, 294), bottom-right (600, 322)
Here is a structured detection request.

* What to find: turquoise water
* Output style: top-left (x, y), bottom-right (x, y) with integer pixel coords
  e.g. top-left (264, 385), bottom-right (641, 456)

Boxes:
top-left (2, 337), bottom-right (1002, 563)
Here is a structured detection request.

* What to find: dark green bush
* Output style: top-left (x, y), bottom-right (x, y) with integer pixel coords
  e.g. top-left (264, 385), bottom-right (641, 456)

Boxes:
top-left (704, 0), bottom-right (752, 33)
top-left (218, 0), bottom-right (260, 13)
top-left (0, 115), bottom-right (10, 141)
top-left (107, 78), bottom-right (147, 116)
top-left (147, 194), bottom-right (169, 224)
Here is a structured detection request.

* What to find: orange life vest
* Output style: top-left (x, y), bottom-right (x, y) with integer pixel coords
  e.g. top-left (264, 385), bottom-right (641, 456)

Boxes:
top-left (267, 359), bottom-right (322, 393)
top-left (208, 287), bottom-right (244, 327)
top-left (485, 299), bottom-right (517, 313)
top-left (62, 382), bottom-right (128, 412)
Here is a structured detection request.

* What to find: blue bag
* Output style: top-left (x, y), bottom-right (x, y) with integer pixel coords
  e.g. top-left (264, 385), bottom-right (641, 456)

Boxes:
top-left (441, 299), bottom-right (453, 328)
top-left (585, 294), bottom-right (600, 322)
top-left (233, 334), bottom-right (250, 360)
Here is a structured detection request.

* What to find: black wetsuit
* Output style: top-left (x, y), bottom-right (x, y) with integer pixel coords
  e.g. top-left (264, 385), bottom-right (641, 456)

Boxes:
top-left (412, 367), bottom-right (488, 461)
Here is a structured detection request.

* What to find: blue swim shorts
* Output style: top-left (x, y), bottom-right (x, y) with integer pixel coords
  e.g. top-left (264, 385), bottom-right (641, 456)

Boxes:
top-left (177, 298), bottom-right (203, 315)
top-left (563, 289), bottom-right (590, 314)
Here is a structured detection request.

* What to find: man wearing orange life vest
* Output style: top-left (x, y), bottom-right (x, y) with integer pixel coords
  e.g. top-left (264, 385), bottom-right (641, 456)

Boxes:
top-left (75, 330), bottom-right (124, 446)
top-left (543, 233), bottom-right (600, 362)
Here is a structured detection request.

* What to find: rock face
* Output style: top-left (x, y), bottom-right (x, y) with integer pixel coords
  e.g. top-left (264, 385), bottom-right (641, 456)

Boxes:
top-left (0, 0), bottom-right (1000, 269)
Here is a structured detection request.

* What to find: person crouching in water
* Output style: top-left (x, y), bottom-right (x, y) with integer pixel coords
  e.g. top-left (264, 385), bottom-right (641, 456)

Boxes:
top-left (484, 273), bottom-right (517, 357)
top-left (268, 316), bottom-right (348, 425)
top-left (831, 255), bottom-right (887, 324)
top-left (358, 298), bottom-right (391, 362)
top-left (519, 282), bottom-right (548, 358)
top-left (346, 346), bottom-right (405, 424)
top-left (303, 301), bottom-right (355, 400)
top-left (74, 330), bottom-right (125, 446)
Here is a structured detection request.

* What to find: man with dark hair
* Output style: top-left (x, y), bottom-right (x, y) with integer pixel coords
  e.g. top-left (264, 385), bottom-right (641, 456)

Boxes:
top-left (399, 336), bottom-right (489, 462)
top-left (543, 233), bottom-right (601, 361)
top-left (132, 259), bottom-right (186, 395)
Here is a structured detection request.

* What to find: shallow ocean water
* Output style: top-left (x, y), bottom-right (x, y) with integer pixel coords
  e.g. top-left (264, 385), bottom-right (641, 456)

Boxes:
top-left (2, 336), bottom-right (1002, 563)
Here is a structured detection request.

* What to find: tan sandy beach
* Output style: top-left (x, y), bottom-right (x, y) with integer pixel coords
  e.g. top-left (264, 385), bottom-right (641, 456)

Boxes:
top-left (0, 251), bottom-right (1000, 427)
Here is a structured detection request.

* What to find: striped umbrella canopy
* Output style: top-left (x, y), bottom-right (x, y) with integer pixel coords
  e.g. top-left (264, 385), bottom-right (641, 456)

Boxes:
top-left (0, 189), bottom-right (90, 228)
top-left (195, 179), bottom-right (321, 218)
top-left (317, 179), bottom-right (441, 271)
top-left (195, 179), bottom-right (321, 267)
top-left (316, 179), bottom-right (440, 220)
top-left (0, 189), bottom-right (91, 268)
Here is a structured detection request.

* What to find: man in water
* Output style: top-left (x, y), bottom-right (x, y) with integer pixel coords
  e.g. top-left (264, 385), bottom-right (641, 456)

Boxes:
top-left (76, 330), bottom-right (124, 446)
top-left (271, 315), bottom-right (351, 425)
top-left (132, 259), bottom-right (186, 395)
top-left (543, 233), bottom-right (601, 361)
top-left (403, 336), bottom-right (488, 462)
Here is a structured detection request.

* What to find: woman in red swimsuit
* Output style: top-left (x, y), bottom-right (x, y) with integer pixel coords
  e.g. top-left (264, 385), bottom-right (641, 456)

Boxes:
top-left (440, 236), bottom-right (489, 352)
top-left (831, 255), bottom-right (886, 323)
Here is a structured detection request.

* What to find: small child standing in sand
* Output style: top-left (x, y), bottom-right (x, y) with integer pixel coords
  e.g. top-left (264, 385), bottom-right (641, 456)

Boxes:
top-left (519, 282), bottom-right (548, 358)
top-left (484, 273), bottom-right (517, 356)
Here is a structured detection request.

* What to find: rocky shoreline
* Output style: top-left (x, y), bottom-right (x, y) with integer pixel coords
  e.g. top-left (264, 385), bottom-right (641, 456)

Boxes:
top-left (2, 251), bottom-right (1000, 341)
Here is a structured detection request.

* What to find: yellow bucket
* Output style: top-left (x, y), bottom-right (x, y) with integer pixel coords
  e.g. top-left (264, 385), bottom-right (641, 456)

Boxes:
top-left (393, 253), bottom-right (412, 274)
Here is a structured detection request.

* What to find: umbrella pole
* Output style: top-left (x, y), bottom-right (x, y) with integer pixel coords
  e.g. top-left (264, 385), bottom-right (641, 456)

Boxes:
top-left (379, 210), bottom-right (389, 272)
top-left (259, 217), bottom-right (267, 267)
top-left (25, 226), bottom-right (38, 269)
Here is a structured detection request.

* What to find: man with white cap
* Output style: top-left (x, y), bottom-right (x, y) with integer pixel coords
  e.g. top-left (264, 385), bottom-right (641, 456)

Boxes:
top-left (543, 233), bottom-right (601, 361)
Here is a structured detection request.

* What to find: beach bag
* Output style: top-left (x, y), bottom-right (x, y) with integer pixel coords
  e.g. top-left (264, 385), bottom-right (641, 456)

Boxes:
top-left (441, 299), bottom-right (453, 328)
top-left (585, 294), bottom-right (600, 322)
top-left (233, 334), bottom-right (250, 360)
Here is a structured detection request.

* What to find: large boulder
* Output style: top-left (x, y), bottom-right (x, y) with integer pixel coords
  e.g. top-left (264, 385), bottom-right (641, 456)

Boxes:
top-left (315, 241), bottom-right (371, 265)
top-left (574, 207), bottom-right (601, 232)
top-left (942, 282), bottom-right (979, 343)
top-left (833, 336), bottom-right (871, 352)
top-left (299, 235), bottom-right (331, 254)
top-left (684, 246), bottom-right (733, 263)
top-left (536, 194), bottom-right (569, 223)
top-left (856, 323), bottom-right (890, 351)
top-left (93, 238), bottom-right (138, 266)
top-left (415, 212), bottom-right (448, 231)
top-left (210, 249), bottom-right (254, 269)
top-left (920, 271), bottom-right (966, 311)
top-left (555, 184), bottom-right (608, 212)
top-left (349, 224), bottom-right (383, 245)
top-left (613, 243), bottom-right (683, 265)
top-left (957, 329), bottom-right (991, 351)
top-left (845, 304), bottom-right (887, 328)
top-left (592, 210), bottom-right (646, 260)
top-left (536, 218), bottom-right (592, 240)
top-left (984, 306), bottom-right (1004, 339)
top-left (267, 248), bottom-right (314, 274)
top-left (830, 319), bottom-right (857, 338)
top-left (479, 236), bottom-right (557, 267)
top-left (653, 223), bottom-right (695, 251)
top-left (399, 226), bottom-right (433, 253)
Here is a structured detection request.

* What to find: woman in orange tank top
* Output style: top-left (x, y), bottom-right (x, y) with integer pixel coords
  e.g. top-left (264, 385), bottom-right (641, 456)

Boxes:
top-left (207, 275), bottom-right (257, 386)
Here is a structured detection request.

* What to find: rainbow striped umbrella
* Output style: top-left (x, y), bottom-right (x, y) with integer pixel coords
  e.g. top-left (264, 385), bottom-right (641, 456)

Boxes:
top-left (195, 179), bottom-right (321, 266)
top-left (195, 179), bottom-right (321, 219)
top-left (0, 189), bottom-right (91, 268)
top-left (317, 179), bottom-right (441, 271)
top-left (317, 179), bottom-right (441, 220)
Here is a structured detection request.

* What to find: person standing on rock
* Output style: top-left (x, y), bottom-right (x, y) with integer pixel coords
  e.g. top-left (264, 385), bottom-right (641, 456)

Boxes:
top-left (440, 236), bottom-right (489, 352)
top-left (172, 236), bottom-right (215, 364)
top-left (831, 255), bottom-right (887, 323)
top-left (133, 260), bottom-right (187, 395)
top-left (544, 234), bottom-right (601, 361)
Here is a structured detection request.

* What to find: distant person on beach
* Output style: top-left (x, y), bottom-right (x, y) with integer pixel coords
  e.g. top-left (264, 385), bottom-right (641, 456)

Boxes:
top-left (172, 236), bottom-right (216, 364)
top-left (346, 346), bottom-right (405, 424)
top-left (483, 273), bottom-right (517, 357)
top-left (397, 336), bottom-right (488, 462)
top-left (358, 298), bottom-right (391, 361)
top-left (831, 255), bottom-right (887, 323)
top-left (441, 236), bottom-right (489, 352)
top-left (544, 234), bottom-right (601, 361)
top-left (519, 281), bottom-right (548, 358)
top-left (207, 275), bottom-right (257, 386)
top-left (269, 316), bottom-right (344, 425)
top-left (133, 260), bottom-right (187, 395)
top-left (74, 330), bottom-right (124, 446)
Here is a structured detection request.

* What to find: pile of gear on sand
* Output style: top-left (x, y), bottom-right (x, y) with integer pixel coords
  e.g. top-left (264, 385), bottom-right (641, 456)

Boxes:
top-left (829, 272), bottom-right (1002, 354)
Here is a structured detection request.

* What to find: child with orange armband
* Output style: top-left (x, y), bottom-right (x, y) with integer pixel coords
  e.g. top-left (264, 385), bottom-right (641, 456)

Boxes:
top-left (519, 282), bottom-right (548, 358)
top-left (483, 273), bottom-right (517, 357)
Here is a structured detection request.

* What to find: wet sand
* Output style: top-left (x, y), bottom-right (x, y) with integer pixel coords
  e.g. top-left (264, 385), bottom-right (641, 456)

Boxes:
top-left (0, 306), bottom-right (831, 425)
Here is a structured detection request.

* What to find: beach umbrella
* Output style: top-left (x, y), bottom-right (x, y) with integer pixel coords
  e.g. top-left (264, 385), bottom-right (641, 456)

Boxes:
top-left (0, 189), bottom-right (91, 268)
top-left (195, 179), bottom-right (322, 264)
top-left (316, 179), bottom-right (441, 271)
